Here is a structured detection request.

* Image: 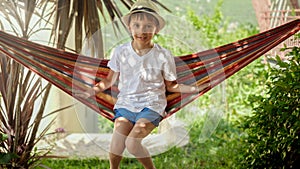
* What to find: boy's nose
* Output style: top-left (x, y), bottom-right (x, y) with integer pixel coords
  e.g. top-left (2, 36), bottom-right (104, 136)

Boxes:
top-left (139, 26), bottom-right (149, 33)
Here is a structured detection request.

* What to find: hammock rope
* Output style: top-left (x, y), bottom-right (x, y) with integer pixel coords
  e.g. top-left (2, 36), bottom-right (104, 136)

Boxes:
top-left (0, 19), bottom-right (299, 121)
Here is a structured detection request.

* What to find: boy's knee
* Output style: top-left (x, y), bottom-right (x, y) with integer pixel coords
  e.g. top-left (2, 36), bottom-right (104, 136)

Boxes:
top-left (125, 137), bottom-right (141, 155)
top-left (110, 138), bottom-right (126, 156)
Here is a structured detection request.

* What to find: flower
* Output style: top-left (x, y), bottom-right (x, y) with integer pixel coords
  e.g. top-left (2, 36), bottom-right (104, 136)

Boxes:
top-left (54, 128), bottom-right (65, 133)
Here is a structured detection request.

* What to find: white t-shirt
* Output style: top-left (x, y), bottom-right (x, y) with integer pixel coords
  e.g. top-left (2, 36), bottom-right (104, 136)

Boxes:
top-left (107, 42), bottom-right (177, 116)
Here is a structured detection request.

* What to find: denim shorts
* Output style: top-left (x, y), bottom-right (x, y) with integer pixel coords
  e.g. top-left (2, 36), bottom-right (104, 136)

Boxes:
top-left (113, 108), bottom-right (163, 127)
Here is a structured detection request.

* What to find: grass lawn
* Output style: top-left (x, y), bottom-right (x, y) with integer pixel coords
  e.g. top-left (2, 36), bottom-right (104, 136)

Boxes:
top-left (37, 119), bottom-right (241, 169)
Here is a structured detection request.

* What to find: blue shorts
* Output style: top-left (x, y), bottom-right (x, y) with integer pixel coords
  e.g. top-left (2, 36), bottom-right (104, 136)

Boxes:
top-left (113, 108), bottom-right (162, 127)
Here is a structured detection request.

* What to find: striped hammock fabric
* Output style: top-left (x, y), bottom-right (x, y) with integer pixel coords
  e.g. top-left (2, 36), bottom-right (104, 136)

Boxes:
top-left (0, 19), bottom-right (299, 121)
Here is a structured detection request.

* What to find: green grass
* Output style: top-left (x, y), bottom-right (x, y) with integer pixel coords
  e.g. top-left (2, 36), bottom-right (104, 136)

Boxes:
top-left (36, 119), bottom-right (242, 169)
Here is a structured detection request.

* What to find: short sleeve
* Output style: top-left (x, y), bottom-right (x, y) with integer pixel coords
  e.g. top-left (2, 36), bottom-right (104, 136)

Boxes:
top-left (107, 47), bottom-right (120, 72)
top-left (162, 50), bottom-right (177, 81)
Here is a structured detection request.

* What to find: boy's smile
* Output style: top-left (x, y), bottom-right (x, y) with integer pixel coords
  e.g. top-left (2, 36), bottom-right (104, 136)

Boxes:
top-left (135, 34), bottom-right (148, 41)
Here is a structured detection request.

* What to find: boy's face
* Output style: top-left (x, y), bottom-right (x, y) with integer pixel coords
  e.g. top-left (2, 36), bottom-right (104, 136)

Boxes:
top-left (129, 13), bottom-right (158, 45)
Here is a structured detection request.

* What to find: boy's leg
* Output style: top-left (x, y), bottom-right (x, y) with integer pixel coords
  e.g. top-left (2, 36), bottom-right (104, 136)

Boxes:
top-left (126, 118), bottom-right (157, 169)
top-left (109, 117), bottom-right (134, 169)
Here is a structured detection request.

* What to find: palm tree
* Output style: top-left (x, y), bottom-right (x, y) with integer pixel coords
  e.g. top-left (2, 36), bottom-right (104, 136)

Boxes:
top-left (0, 1), bottom-right (59, 168)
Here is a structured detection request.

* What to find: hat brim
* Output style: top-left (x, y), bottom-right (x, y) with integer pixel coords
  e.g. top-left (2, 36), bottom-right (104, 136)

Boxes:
top-left (122, 10), bottom-right (165, 31)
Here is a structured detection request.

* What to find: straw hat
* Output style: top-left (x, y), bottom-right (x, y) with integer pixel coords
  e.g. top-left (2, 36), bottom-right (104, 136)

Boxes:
top-left (122, 0), bottom-right (165, 31)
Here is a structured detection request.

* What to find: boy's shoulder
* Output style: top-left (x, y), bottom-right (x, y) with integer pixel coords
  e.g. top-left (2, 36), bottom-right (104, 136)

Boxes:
top-left (115, 42), bottom-right (131, 50)
top-left (111, 42), bottom-right (132, 55)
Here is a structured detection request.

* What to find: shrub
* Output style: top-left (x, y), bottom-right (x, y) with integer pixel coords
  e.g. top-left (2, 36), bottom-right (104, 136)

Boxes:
top-left (236, 44), bottom-right (300, 168)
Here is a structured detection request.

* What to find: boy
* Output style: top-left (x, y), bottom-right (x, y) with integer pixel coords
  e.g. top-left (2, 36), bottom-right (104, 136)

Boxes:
top-left (78, 0), bottom-right (209, 168)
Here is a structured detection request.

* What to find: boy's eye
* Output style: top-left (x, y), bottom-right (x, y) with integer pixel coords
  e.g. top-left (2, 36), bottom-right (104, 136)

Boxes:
top-left (133, 23), bottom-right (139, 28)
top-left (146, 25), bottom-right (153, 29)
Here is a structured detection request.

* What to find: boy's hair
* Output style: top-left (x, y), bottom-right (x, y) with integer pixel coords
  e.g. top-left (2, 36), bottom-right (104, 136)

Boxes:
top-left (128, 12), bottom-right (159, 27)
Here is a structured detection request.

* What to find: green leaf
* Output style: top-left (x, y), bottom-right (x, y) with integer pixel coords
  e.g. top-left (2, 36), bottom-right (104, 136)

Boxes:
top-left (0, 152), bottom-right (19, 164)
top-left (0, 133), bottom-right (8, 141)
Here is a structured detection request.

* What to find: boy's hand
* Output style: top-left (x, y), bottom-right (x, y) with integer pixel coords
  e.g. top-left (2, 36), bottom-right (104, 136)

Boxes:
top-left (200, 82), bottom-right (211, 89)
top-left (192, 82), bottom-right (211, 93)
top-left (73, 88), bottom-right (95, 99)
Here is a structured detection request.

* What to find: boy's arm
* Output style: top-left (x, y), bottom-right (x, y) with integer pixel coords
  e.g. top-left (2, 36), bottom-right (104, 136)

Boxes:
top-left (75, 70), bottom-right (119, 98)
top-left (165, 80), bottom-right (210, 93)
top-left (93, 70), bottom-right (119, 93)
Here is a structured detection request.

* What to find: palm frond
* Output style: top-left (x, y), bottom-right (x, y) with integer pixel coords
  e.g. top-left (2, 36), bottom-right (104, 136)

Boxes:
top-left (96, 0), bottom-right (107, 22)
top-left (74, 0), bottom-right (83, 52)
top-left (24, 0), bottom-right (37, 34)
top-left (152, 0), bottom-right (172, 12)
top-left (42, 104), bottom-right (74, 119)
top-left (27, 83), bottom-right (51, 147)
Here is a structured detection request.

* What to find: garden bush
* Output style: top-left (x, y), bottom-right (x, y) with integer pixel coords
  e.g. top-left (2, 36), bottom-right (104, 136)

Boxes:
top-left (236, 44), bottom-right (300, 168)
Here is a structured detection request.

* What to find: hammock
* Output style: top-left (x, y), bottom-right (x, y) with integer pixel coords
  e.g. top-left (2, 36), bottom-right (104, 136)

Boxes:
top-left (0, 19), bottom-right (299, 122)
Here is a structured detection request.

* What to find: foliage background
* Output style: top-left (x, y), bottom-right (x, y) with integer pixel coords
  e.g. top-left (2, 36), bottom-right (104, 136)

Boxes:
top-left (235, 45), bottom-right (300, 169)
